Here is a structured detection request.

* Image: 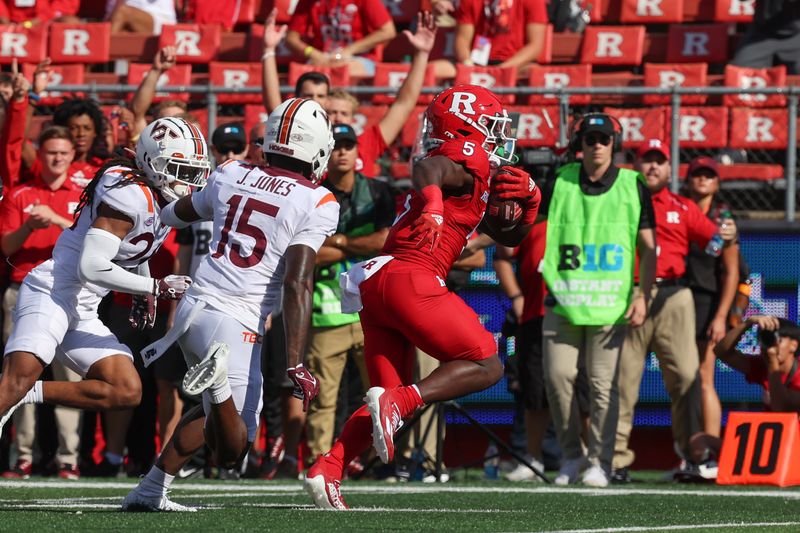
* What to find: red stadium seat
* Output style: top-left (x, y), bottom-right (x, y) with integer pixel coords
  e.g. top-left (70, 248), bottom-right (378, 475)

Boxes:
top-left (603, 106), bottom-right (667, 149)
top-left (209, 62), bottom-right (263, 104)
top-left (21, 64), bottom-right (84, 105)
top-left (127, 63), bottom-right (193, 102)
top-left (667, 106), bottom-right (730, 148)
top-left (159, 24), bottom-right (222, 63)
top-left (510, 106), bottom-right (561, 148)
top-left (620, 0), bottom-right (684, 23)
top-left (353, 105), bottom-right (388, 136)
top-left (666, 24), bottom-right (729, 64)
top-left (643, 63), bottom-right (708, 105)
top-left (371, 63), bottom-right (436, 105)
top-left (263, 0), bottom-right (297, 23)
top-left (244, 104), bottom-right (268, 136)
top-left (49, 23), bottom-right (110, 64)
top-left (0, 24), bottom-right (47, 63)
top-left (724, 65), bottom-right (787, 108)
top-left (527, 64), bottom-right (592, 106)
top-left (537, 24), bottom-right (554, 65)
top-left (714, 0), bottom-right (755, 22)
top-left (235, 0), bottom-right (257, 25)
top-left (454, 65), bottom-right (517, 104)
top-left (729, 108), bottom-right (788, 149)
top-left (580, 25), bottom-right (645, 66)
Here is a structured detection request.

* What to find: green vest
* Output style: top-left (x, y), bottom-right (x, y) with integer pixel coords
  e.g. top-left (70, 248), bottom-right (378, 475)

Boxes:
top-left (311, 174), bottom-right (378, 328)
top-left (542, 164), bottom-right (643, 325)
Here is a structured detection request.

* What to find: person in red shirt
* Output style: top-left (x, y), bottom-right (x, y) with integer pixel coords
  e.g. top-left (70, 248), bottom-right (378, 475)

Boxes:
top-left (432, 0), bottom-right (547, 78)
top-left (0, 0), bottom-right (79, 26)
top-left (286, 0), bottom-right (397, 77)
top-left (0, 125), bottom-right (83, 480)
top-left (304, 84), bottom-right (540, 510)
top-left (612, 139), bottom-right (738, 484)
top-left (715, 315), bottom-right (800, 412)
top-left (263, 11), bottom-right (438, 179)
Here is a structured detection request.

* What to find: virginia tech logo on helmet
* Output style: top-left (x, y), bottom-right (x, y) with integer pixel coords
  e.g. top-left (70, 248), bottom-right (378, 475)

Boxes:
top-left (150, 124), bottom-right (180, 141)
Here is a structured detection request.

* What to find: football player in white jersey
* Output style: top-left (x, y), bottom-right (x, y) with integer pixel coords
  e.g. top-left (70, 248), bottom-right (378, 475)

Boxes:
top-left (122, 98), bottom-right (338, 512)
top-left (0, 117), bottom-right (211, 438)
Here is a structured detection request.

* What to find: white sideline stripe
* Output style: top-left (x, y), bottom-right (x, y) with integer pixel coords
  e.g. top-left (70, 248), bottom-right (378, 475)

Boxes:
top-left (1, 480), bottom-right (800, 499)
top-left (536, 521), bottom-right (800, 533)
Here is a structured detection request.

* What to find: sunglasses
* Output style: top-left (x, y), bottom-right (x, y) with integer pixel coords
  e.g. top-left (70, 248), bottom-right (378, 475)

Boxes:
top-left (583, 133), bottom-right (612, 147)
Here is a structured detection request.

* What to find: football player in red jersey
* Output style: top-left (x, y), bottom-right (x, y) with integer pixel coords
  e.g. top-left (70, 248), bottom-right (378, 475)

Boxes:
top-left (305, 84), bottom-right (541, 509)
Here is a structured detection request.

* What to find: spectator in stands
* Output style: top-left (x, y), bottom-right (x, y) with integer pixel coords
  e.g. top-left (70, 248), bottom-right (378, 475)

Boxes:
top-left (0, 0), bottom-right (80, 25)
top-left (50, 98), bottom-right (110, 184)
top-left (732, 0), bottom-right (800, 75)
top-left (683, 157), bottom-right (743, 440)
top-left (260, 8), bottom-right (334, 113)
top-left (265, 12), bottom-right (437, 178)
top-left (246, 122), bottom-right (266, 164)
top-left (0, 126), bottom-right (83, 480)
top-left (0, 72), bottom-right (13, 134)
top-left (304, 124), bottom-right (394, 467)
top-left (432, 0), bottom-right (547, 78)
top-left (286, 0), bottom-right (397, 77)
top-left (715, 315), bottom-right (800, 412)
top-left (612, 141), bottom-right (737, 484)
top-left (539, 114), bottom-right (656, 488)
top-left (130, 46), bottom-right (182, 142)
top-left (107, 0), bottom-right (176, 35)
top-left (210, 123), bottom-right (247, 166)
top-left (184, 0), bottom-right (239, 31)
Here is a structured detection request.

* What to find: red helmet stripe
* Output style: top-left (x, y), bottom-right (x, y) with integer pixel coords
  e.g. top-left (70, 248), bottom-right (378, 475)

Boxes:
top-left (277, 98), bottom-right (305, 146)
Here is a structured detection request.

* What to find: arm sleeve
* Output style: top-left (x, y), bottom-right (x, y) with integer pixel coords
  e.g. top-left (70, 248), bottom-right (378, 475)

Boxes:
top-left (455, 0), bottom-right (479, 24)
top-left (175, 226), bottom-right (195, 246)
top-left (78, 228), bottom-right (154, 295)
top-left (745, 357), bottom-right (767, 385)
top-left (637, 180), bottom-right (656, 230)
top-left (686, 201), bottom-right (718, 247)
top-left (0, 98), bottom-right (28, 191)
top-left (189, 171), bottom-right (218, 220)
top-left (0, 191), bottom-right (22, 235)
top-left (289, 196), bottom-right (339, 252)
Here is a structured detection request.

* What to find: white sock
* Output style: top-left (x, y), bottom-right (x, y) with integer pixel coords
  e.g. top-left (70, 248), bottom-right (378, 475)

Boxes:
top-left (209, 381), bottom-right (232, 405)
top-left (22, 381), bottom-right (43, 404)
top-left (138, 466), bottom-right (174, 497)
top-left (105, 452), bottom-right (124, 466)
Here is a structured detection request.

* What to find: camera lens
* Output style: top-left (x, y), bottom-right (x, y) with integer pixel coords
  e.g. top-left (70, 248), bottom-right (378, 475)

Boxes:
top-left (758, 329), bottom-right (780, 346)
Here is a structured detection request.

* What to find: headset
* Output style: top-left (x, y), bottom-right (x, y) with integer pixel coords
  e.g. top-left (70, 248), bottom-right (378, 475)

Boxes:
top-left (568, 112), bottom-right (624, 153)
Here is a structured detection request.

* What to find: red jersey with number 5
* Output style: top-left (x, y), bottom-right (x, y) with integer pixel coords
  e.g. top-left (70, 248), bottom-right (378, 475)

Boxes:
top-left (382, 140), bottom-right (490, 278)
top-left (187, 160), bottom-right (339, 332)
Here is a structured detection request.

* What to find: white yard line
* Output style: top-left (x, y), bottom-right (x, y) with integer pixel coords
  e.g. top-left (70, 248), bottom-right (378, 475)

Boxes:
top-left (1, 480), bottom-right (799, 500)
top-left (535, 522), bottom-right (800, 533)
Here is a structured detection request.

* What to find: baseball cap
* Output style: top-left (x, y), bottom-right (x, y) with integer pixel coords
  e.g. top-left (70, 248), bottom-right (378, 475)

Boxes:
top-left (687, 156), bottom-right (720, 177)
top-left (211, 123), bottom-right (246, 154)
top-left (637, 138), bottom-right (670, 159)
top-left (332, 123), bottom-right (358, 144)
top-left (578, 114), bottom-right (615, 137)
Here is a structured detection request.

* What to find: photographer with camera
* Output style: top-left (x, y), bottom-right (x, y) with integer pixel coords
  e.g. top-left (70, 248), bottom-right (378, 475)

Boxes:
top-left (714, 316), bottom-right (800, 412)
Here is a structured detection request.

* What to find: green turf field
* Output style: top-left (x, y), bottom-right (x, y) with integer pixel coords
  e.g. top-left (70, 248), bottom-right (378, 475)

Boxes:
top-left (1, 474), bottom-right (799, 532)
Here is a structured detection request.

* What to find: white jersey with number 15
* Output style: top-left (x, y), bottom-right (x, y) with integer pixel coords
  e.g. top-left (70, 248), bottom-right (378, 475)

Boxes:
top-left (187, 160), bottom-right (339, 333)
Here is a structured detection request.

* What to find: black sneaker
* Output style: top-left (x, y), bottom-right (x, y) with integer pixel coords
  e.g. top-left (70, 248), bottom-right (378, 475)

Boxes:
top-left (610, 467), bottom-right (632, 484)
top-left (674, 459), bottom-right (718, 483)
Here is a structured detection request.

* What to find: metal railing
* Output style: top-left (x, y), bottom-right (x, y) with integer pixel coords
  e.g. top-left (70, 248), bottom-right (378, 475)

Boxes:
top-left (42, 83), bottom-right (800, 220)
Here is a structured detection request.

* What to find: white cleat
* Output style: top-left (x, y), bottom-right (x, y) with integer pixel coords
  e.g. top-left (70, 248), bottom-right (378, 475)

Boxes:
top-left (581, 465), bottom-right (610, 488)
top-left (121, 489), bottom-right (196, 512)
top-left (505, 456), bottom-right (545, 482)
top-left (0, 397), bottom-right (24, 439)
top-left (182, 341), bottom-right (230, 396)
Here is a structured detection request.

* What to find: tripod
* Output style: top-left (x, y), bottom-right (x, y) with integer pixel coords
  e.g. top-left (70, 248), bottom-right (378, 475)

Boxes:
top-left (358, 400), bottom-right (549, 483)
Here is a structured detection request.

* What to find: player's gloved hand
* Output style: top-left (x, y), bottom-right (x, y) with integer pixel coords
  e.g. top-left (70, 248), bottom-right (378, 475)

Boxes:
top-left (287, 363), bottom-right (320, 412)
top-left (493, 166), bottom-right (541, 225)
top-left (491, 166), bottom-right (536, 200)
top-left (129, 293), bottom-right (156, 330)
top-left (153, 275), bottom-right (192, 300)
top-left (409, 185), bottom-right (445, 253)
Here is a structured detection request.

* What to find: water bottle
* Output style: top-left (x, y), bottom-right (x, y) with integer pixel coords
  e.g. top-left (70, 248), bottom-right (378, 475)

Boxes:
top-left (705, 210), bottom-right (732, 258)
top-left (483, 442), bottom-right (499, 480)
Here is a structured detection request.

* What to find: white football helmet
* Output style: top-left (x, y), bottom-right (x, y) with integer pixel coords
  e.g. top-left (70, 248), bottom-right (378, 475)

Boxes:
top-left (136, 117), bottom-right (212, 202)
top-left (262, 98), bottom-right (333, 183)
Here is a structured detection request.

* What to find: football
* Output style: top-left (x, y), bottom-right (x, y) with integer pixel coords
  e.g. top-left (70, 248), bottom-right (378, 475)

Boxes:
top-left (485, 195), bottom-right (523, 232)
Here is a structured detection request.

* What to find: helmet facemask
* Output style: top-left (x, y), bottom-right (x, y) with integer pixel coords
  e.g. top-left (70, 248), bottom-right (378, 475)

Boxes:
top-left (148, 153), bottom-right (211, 202)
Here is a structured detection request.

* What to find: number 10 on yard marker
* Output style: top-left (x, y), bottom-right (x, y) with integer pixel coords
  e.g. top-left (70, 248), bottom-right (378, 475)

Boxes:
top-left (718, 411), bottom-right (800, 486)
